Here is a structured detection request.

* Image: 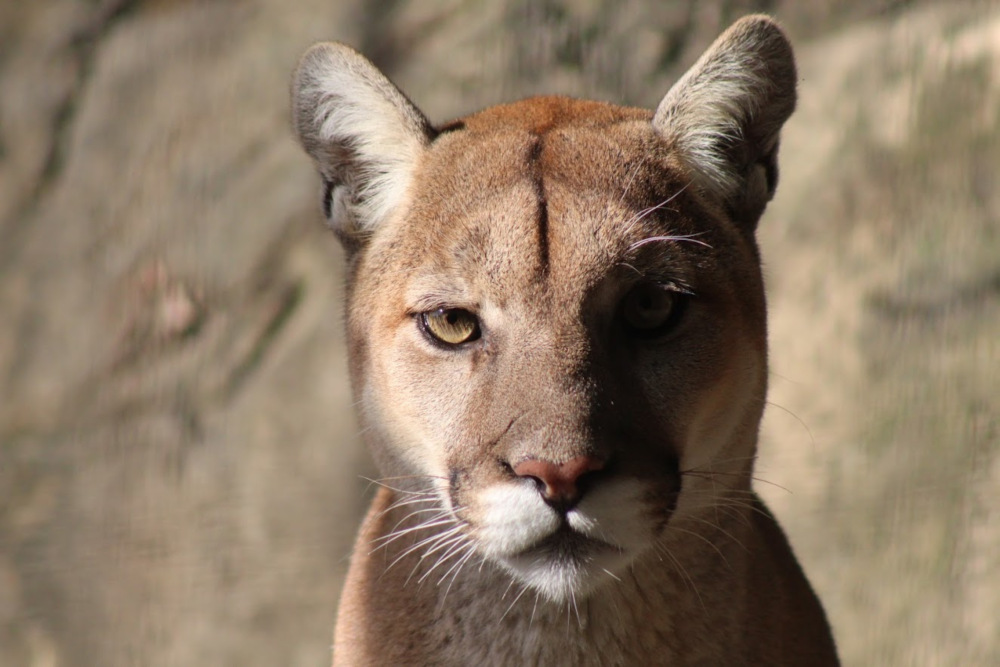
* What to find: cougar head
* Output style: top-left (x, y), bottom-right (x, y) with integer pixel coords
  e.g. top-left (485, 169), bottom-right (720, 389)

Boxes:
top-left (292, 15), bottom-right (796, 601)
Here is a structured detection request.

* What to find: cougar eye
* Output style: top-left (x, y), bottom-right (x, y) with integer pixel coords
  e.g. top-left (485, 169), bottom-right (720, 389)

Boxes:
top-left (621, 283), bottom-right (686, 337)
top-left (420, 307), bottom-right (481, 346)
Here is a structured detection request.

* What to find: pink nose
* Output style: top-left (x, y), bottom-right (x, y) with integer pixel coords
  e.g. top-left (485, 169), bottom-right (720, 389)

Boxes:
top-left (512, 455), bottom-right (606, 506)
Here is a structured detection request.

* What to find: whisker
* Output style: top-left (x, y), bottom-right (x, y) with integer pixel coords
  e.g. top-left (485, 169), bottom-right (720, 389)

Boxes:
top-left (680, 485), bottom-right (761, 497)
top-left (413, 529), bottom-right (466, 562)
top-left (695, 498), bottom-right (777, 522)
top-left (682, 469), bottom-right (792, 495)
top-left (621, 183), bottom-right (691, 232)
top-left (371, 516), bottom-right (445, 550)
top-left (628, 232), bottom-right (711, 251)
top-left (440, 544), bottom-right (476, 585)
top-left (420, 531), bottom-right (468, 562)
top-left (388, 525), bottom-right (463, 568)
top-left (371, 521), bottom-right (452, 553)
top-left (569, 590), bottom-right (582, 629)
top-left (617, 261), bottom-right (643, 277)
top-left (701, 501), bottom-right (755, 529)
top-left (360, 475), bottom-right (443, 495)
top-left (438, 544), bottom-right (477, 595)
top-left (371, 514), bottom-right (453, 548)
top-left (500, 583), bottom-right (530, 621)
top-left (652, 545), bottom-right (707, 616)
top-left (680, 454), bottom-right (760, 472)
top-left (380, 504), bottom-right (447, 522)
top-left (402, 531), bottom-right (465, 585)
top-left (617, 158), bottom-right (646, 206)
top-left (376, 497), bottom-right (439, 519)
top-left (664, 525), bottom-right (733, 568)
top-left (684, 517), bottom-right (748, 553)
top-left (500, 577), bottom-right (517, 601)
top-left (373, 474), bottom-right (448, 482)
top-left (436, 547), bottom-right (476, 612)
top-left (764, 400), bottom-right (817, 448)
top-left (418, 536), bottom-right (472, 584)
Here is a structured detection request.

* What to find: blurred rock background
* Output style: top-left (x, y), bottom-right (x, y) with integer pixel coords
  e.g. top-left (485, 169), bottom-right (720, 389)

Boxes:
top-left (0, 0), bottom-right (997, 665)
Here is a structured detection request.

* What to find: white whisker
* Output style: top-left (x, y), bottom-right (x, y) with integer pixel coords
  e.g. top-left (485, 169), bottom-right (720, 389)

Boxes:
top-left (419, 536), bottom-right (472, 584)
top-left (500, 583), bottom-right (530, 622)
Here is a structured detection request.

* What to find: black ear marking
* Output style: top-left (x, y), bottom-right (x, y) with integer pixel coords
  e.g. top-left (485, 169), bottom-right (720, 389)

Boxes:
top-left (435, 119), bottom-right (466, 136)
top-left (762, 151), bottom-right (779, 199)
top-left (322, 179), bottom-right (334, 220)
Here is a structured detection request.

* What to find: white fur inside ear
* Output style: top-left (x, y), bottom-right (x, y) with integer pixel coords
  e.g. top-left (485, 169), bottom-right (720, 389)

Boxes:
top-left (653, 16), bottom-right (796, 204)
top-left (293, 43), bottom-right (431, 232)
top-left (656, 51), bottom-right (770, 198)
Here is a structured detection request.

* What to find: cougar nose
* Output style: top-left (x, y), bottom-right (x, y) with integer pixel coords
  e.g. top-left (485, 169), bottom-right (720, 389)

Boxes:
top-left (512, 455), bottom-right (606, 509)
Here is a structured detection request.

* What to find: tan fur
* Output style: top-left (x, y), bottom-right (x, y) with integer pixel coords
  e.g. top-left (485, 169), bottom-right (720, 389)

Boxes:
top-left (293, 15), bottom-right (838, 666)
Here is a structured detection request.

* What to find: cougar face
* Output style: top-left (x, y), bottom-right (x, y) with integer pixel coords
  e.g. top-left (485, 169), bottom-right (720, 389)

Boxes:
top-left (294, 15), bottom-right (792, 603)
top-left (343, 98), bottom-right (769, 601)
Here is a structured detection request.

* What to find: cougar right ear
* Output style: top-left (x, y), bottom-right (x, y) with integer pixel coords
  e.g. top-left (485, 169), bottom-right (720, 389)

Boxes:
top-left (292, 43), bottom-right (435, 246)
top-left (653, 15), bottom-right (796, 230)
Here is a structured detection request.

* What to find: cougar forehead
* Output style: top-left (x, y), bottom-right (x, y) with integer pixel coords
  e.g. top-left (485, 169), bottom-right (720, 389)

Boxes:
top-left (385, 96), bottom-right (687, 288)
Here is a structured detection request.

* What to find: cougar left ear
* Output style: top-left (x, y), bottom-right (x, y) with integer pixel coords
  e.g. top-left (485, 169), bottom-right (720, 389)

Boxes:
top-left (292, 43), bottom-right (435, 246)
top-left (653, 15), bottom-right (797, 230)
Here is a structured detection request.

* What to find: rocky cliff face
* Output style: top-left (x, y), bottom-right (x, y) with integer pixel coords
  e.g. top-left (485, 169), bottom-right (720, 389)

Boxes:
top-left (1, 1), bottom-right (997, 665)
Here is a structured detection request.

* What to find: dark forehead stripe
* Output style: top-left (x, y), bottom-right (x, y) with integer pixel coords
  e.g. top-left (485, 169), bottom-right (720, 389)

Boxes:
top-left (437, 97), bottom-right (654, 283)
top-left (527, 135), bottom-right (550, 277)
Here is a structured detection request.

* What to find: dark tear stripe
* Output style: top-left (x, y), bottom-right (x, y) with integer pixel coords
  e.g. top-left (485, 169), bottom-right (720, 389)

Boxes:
top-left (528, 136), bottom-right (550, 276)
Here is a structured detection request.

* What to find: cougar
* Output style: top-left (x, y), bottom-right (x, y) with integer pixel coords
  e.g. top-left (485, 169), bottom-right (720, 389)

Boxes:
top-left (292, 14), bottom-right (838, 666)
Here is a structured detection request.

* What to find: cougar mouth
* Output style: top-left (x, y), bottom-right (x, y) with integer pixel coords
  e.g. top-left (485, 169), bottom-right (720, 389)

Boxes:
top-left (497, 522), bottom-right (631, 601)
top-left (461, 467), bottom-right (679, 600)
top-left (517, 522), bottom-right (620, 560)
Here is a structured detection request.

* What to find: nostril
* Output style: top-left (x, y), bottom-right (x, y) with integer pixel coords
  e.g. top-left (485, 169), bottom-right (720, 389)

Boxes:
top-left (575, 465), bottom-right (604, 494)
top-left (511, 455), bottom-right (606, 507)
top-left (502, 460), bottom-right (549, 491)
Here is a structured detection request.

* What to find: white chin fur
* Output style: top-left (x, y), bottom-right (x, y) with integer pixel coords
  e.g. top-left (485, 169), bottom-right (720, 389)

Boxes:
top-left (471, 479), bottom-right (652, 601)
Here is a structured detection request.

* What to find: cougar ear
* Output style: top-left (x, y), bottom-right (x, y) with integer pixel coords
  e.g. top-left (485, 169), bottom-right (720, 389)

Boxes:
top-left (292, 42), bottom-right (435, 245)
top-left (653, 15), bottom-right (796, 229)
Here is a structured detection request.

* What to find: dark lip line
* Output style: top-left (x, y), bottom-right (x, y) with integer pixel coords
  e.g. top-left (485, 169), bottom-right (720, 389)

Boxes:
top-left (512, 526), bottom-right (621, 561)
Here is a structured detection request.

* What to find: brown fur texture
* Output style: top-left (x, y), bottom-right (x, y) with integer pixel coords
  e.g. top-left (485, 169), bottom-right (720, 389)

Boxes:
top-left (292, 14), bottom-right (838, 666)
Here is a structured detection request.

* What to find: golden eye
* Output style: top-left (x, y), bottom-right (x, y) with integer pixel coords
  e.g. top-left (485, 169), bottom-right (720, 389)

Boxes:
top-left (420, 308), bottom-right (481, 346)
top-left (621, 283), bottom-right (685, 336)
